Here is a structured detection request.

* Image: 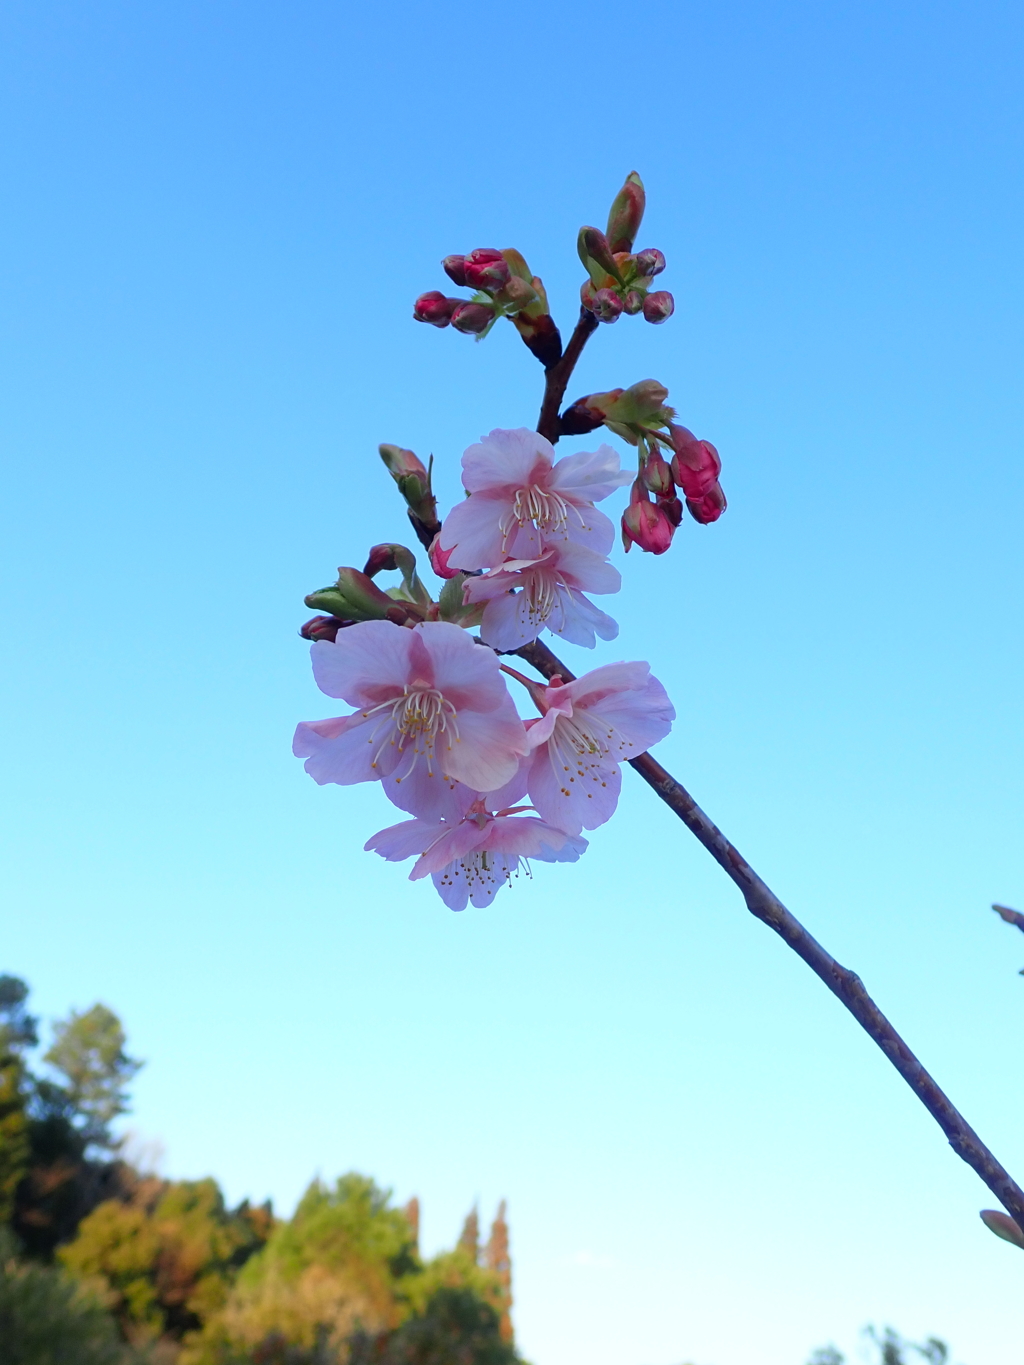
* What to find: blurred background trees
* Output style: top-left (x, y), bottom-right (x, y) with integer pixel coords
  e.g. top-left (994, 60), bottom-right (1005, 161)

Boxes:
top-left (0, 971), bottom-right (962, 1365)
top-left (0, 974), bottom-right (520, 1364)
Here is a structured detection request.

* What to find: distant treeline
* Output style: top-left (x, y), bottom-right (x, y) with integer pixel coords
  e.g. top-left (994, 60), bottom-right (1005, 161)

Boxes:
top-left (0, 975), bottom-right (519, 1364)
top-left (0, 975), bottom-right (960, 1365)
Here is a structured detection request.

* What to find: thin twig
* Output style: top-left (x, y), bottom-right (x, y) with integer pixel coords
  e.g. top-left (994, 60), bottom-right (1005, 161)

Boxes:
top-left (537, 308), bottom-right (599, 443)
top-left (512, 637), bottom-right (1024, 1232)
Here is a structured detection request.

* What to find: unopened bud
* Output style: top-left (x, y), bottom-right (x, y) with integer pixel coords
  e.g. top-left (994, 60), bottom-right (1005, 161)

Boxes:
top-left (498, 275), bottom-right (538, 311)
top-left (510, 311), bottom-right (562, 368)
top-left (464, 248), bottom-right (511, 293)
top-left (305, 568), bottom-right (397, 623)
top-left (428, 534), bottom-right (460, 580)
top-left (577, 226), bottom-right (624, 286)
top-left (414, 291), bottom-right (458, 327)
top-left (621, 481), bottom-right (675, 555)
top-left (451, 301), bottom-right (496, 335)
top-left (634, 248), bottom-right (666, 278)
top-left (580, 279), bottom-right (597, 312)
top-left (592, 288), bottom-right (623, 323)
top-left (981, 1211), bottom-right (1024, 1249)
top-left (641, 452), bottom-right (674, 497)
top-left (622, 289), bottom-right (645, 315)
top-left (685, 481), bottom-right (727, 525)
top-left (643, 290), bottom-right (675, 324)
top-left (442, 255), bottom-right (468, 286)
top-left (379, 445), bottom-right (437, 528)
top-left (559, 391), bottom-right (618, 436)
top-left (300, 614), bottom-right (349, 642)
top-left (606, 172), bottom-right (646, 254)
top-left (669, 428), bottom-right (722, 500)
top-left (602, 380), bottom-right (670, 426)
top-left (658, 493), bottom-right (684, 527)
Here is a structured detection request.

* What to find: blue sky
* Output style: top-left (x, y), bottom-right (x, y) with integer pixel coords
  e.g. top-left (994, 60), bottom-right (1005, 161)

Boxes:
top-left (1, 2), bottom-right (1022, 1362)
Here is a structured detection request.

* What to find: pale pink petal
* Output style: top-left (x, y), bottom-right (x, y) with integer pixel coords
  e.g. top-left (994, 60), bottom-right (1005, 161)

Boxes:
top-left (561, 661), bottom-right (653, 709)
top-left (523, 699), bottom-right (571, 751)
top-left (413, 621), bottom-right (517, 714)
top-left (526, 745), bottom-right (621, 835)
top-left (549, 444), bottom-right (632, 503)
top-left (443, 707), bottom-right (528, 791)
top-left (437, 492), bottom-right (513, 570)
top-left (461, 428), bottom-right (553, 493)
top-left (430, 869), bottom-right (472, 912)
top-left (411, 818), bottom-right (490, 877)
top-left (365, 818), bottom-right (448, 861)
top-left (478, 589), bottom-right (542, 650)
top-left (581, 679), bottom-right (675, 755)
top-left (478, 760), bottom-right (530, 812)
top-left (552, 541), bottom-right (622, 594)
top-left (382, 766), bottom-right (471, 823)
top-left (309, 621), bottom-right (413, 705)
top-left (484, 815), bottom-right (589, 863)
top-left (559, 503), bottom-right (616, 558)
top-left (293, 713), bottom-right (401, 785)
top-left (552, 590), bottom-right (619, 648)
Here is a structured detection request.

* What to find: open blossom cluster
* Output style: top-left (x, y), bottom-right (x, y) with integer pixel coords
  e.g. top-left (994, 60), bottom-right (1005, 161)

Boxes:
top-left (437, 427), bottom-right (630, 650)
top-left (294, 430), bottom-right (675, 911)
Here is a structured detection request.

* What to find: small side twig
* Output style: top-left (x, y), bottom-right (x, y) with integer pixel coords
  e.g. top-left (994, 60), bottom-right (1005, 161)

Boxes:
top-left (513, 637), bottom-right (1024, 1234)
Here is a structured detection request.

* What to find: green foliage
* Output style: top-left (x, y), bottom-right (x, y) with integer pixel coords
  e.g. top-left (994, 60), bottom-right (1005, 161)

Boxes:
top-left (0, 1227), bottom-right (134, 1365)
top-left (44, 1005), bottom-right (143, 1152)
top-left (348, 1287), bottom-right (521, 1365)
top-left (59, 1177), bottom-right (273, 1347)
top-left (0, 978), bottom-right (36, 1227)
top-left (185, 1179), bottom-right (516, 1365)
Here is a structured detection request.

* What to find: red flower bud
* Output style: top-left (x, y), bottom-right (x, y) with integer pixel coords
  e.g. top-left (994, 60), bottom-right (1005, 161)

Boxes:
top-left (621, 480), bottom-right (675, 554)
top-left (464, 248), bottom-right (511, 293)
top-left (634, 248), bottom-right (666, 278)
top-left (580, 279), bottom-right (597, 312)
top-left (300, 614), bottom-right (349, 642)
top-left (641, 452), bottom-right (674, 497)
top-left (642, 290), bottom-right (675, 323)
top-left (558, 396), bottom-right (608, 436)
top-left (658, 493), bottom-right (684, 527)
top-left (592, 288), bottom-right (624, 323)
top-left (443, 255), bottom-right (468, 286)
top-left (428, 534), bottom-right (460, 580)
top-left (451, 301), bottom-right (496, 335)
top-left (414, 291), bottom-right (458, 327)
top-left (669, 427), bottom-right (722, 500)
top-left (686, 481), bottom-right (727, 524)
top-left (622, 289), bottom-right (645, 315)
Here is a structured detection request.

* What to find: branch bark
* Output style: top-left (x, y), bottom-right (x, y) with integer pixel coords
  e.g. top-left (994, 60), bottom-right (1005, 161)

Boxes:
top-left (512, 637), bottom-right (1024, 1233)
top-left (537, 308), bottom-right (599, 444)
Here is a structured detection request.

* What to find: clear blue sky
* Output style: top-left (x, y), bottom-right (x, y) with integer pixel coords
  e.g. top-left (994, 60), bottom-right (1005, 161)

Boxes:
top-left (2, 3), bottom-right (1022, 1362)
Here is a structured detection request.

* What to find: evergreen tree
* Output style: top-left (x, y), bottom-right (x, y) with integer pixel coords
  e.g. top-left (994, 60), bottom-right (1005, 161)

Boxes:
top-left (0, 977), bottom-right (36, 1227)
top-left (458, 1207), bottom-right (479, 1263)
top-left (44, 1004), bottom-right (143, 1152)
top-left (483, 1202), bottom-right (512, 1344)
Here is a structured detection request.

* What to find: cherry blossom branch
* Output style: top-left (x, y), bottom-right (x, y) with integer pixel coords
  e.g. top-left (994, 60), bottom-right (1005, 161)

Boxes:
top-left (511, 637), bottom-right (1024, 1233)
top-left (536, 307), bottom-right (599, 443)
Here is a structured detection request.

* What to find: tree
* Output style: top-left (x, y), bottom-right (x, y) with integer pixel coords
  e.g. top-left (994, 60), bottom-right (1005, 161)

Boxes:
top-left (482, 1202), bottom-right (512, 1344)
top-left (0, 1226), bottom-right (134, 1365)
top-left (44, 1004), bottom-right (143, 1152)
top-left (348, 1287), bottom-right (521, 1365)
top-left (807, 1328), bottom-right (953, 1365)
top-left (0, 977), bottom-right (35, 1227)
top-left (60, 1176), bottom-right (273, 1348)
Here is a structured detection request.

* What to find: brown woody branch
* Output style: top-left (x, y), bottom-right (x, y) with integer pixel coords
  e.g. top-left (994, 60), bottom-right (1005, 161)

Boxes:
top-left (512, 637), bottom-right (1024, 1234)
top-left (537, 307), bottom-right (599, 444)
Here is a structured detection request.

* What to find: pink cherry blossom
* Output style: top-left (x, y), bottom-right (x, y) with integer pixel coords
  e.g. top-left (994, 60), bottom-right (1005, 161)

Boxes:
top-left (366, 791), bottom-right (588, 911)
top-left (293, 619), bottom-right (528, 795)
top-left (438, 427), bottom-right (631, 570)
top-left (463, 541), bottom-right (621, 651)
top-left (524, 663), bottom-right (675, 834)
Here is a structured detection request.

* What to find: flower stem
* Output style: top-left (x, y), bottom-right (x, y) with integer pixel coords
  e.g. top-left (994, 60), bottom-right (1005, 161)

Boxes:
top-left (512, 636), bottom-right (1024, 1234)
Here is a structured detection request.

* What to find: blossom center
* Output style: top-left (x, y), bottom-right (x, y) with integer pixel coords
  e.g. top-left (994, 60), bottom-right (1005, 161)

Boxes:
top-left (392, 685), bottom-right (457, 744)
top-left (524, 568), bottom-right (558, 624)
top-left (500, 484), bottom-right (570, 549)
